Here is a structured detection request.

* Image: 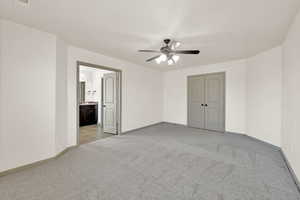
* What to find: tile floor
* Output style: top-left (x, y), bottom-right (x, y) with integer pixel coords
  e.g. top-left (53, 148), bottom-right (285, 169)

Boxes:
top-left (79, 125), bottom-right (113, 144)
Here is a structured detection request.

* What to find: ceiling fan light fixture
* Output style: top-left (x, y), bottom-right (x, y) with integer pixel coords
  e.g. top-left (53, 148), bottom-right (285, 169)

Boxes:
top-left (160, 54), bottom-right (167, 62)
top-left (138, 39), bottom-right (200, 65)
top-left (172, 55), bottom-right (180, 62)
top-left (174, 41), bottom-right (181, 48)
top-left (155, 54), bottom-right (167, 64)
top-left (155, 57), bottom-right (162, 64)
top-left (168, 59), bottom-right (174, 65)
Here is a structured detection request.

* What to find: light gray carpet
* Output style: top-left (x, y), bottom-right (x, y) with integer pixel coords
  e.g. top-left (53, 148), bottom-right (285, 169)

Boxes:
top-left (0, 123), bottom-right (299, 200)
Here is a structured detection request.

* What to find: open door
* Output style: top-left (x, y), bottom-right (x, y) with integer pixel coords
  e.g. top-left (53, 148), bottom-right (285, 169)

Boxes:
top-left (102, 73), bottom-right (117, 134)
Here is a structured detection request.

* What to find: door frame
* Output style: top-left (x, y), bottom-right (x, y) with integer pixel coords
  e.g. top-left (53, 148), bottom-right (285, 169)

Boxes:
top-left (76, 61), bottom-right (122, 144)
top-left (187, 72), bottom-right (226, 132)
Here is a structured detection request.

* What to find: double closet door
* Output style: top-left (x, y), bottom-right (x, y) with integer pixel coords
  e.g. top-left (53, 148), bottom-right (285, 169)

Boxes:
top-left (188, 72), bottom-right (225, 132)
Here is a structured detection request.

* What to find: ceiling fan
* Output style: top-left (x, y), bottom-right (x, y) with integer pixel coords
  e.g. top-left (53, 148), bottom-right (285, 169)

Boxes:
top-left (138, 39), bottom-right (200, 65)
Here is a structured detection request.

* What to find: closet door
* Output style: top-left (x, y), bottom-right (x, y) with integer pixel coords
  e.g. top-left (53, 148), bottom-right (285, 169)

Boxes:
top-left (188, 75), bottom-right (206, 129)
top-left (204, 73), bottom-right (225, 132)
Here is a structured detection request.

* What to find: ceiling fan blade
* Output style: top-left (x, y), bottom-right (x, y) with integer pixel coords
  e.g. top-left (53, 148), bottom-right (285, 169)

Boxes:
top-left (138, 50), bottom-right (160, 53)
top-left (146, 55), bottom-right (161, 62)
top-left (171, 50), bottom-right (200, 54)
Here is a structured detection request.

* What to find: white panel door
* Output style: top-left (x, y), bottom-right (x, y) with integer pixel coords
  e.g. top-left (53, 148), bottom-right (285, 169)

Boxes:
top-left (188, 76), bottom-right (206, 129)
top-left (102, 73), bottom-right (117, 134)
top-left (204, 73), bottom-right (225, 132)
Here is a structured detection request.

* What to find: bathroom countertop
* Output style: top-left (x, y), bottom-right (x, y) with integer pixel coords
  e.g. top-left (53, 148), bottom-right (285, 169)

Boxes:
top-left (80, 102), bottom-right (98, 106)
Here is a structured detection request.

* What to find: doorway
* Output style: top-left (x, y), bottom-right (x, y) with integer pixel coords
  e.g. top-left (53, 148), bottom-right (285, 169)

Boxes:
top-left (187, 72), bottom-right (225, 132)
top-left (76, 61), bottom-right (122, 145)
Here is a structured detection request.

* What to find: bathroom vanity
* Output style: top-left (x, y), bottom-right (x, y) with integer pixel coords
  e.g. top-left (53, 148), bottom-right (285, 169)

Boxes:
top-left (79, 102), bottom-right (98, 126)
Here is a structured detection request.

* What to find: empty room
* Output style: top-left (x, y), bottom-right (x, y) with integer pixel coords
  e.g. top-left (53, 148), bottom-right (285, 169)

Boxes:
top-left (0, 0), bottom-right (300, 199)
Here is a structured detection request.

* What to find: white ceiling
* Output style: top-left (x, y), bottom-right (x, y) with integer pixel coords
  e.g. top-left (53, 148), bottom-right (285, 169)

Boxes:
top-left (1, 0), bottom-right (299, 70)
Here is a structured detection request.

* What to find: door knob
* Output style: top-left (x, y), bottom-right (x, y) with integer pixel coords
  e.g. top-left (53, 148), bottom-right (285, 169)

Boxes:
top-left (201, 104), bottom-right (204, 106)
top-left (205, 104), bottom-right (208, 107)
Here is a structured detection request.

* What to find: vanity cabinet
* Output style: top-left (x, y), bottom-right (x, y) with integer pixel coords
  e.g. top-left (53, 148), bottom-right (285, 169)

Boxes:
top-left (80, 103), bottom-right (98, 126)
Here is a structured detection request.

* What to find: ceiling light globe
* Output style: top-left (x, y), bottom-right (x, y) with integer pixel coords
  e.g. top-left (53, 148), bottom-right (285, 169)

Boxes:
top-left (160, 54), bottom-right (167, 62)
top-left (168, 59), bottom-right (174, 65)
top-left (155, 57), bottom-right (162, 64)
top-left (175, 42), bottom-right (181, 48)
top-left (172, 55), bottom-right (180, 62)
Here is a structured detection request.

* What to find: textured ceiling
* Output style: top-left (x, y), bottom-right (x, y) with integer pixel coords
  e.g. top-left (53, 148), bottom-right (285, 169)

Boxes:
top-left (1, 0), bottom-right (299, 70)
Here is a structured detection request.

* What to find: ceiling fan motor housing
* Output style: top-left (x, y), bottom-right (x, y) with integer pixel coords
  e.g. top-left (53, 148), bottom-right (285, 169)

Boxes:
top-left (164, 38), bottom-right (171, 45)
top-left (160, 46), bottom-right (170, 54)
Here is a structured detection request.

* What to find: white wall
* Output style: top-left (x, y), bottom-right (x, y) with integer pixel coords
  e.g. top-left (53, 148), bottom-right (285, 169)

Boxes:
top-left (246, 47), bottom-right (282, 147)
top-left (163, 60), bottom-right (247, 134)
top-left (79, 69), bottom-right (95, 101)
top-left (79, 68), bottom-right (97, 102)
top-left (282, 10), bottom-right (300, 179)
top-left (0, 19), bottom-right (164, 172)
top-left (55, 38), bottom-right (68, 154)
top-left (0, 20), bottom-right (57, 172)
top-left (67, 46), bottom-right (164, 146)
top-left (0, 20), bottom-right (4, 171)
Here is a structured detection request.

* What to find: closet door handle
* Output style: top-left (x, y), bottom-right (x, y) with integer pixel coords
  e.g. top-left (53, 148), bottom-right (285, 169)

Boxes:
top-left (201, 104), bottom-right (204, 106)
top-left (205, 104), bottom-right (208, 107)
